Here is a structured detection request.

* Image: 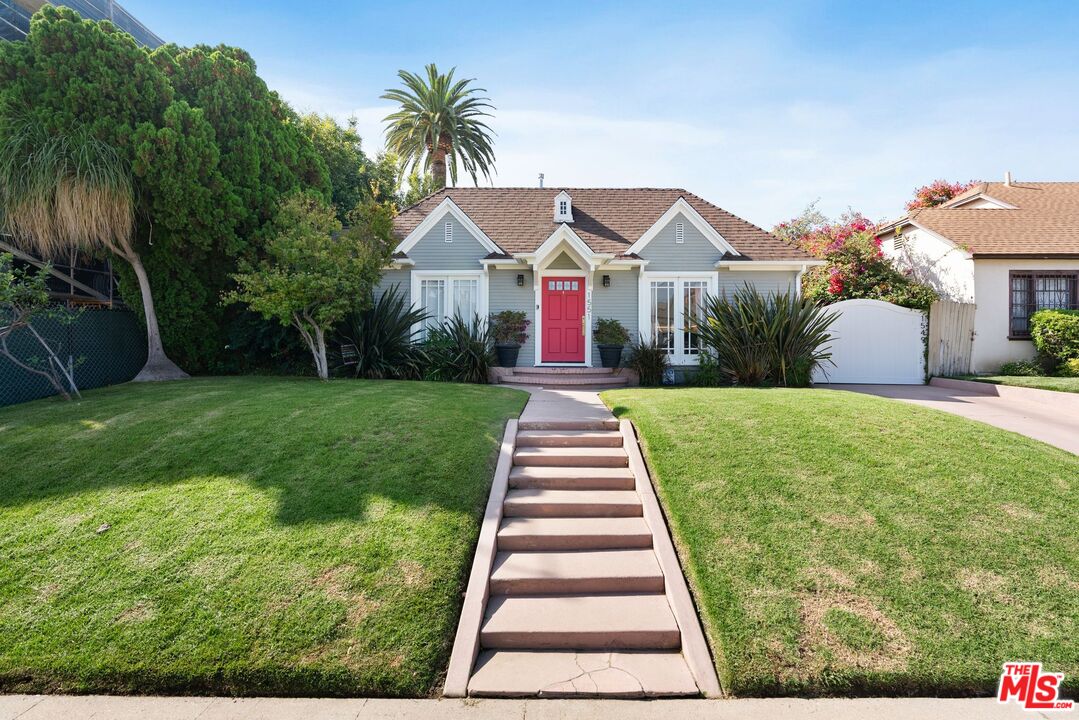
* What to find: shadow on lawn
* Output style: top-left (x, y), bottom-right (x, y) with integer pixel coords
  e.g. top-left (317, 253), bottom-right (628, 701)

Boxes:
top-left (0, 377), bottom-right (519, 525)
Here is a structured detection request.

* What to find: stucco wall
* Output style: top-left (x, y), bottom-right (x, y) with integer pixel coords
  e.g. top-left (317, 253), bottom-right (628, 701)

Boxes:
top-left (884, 227), bottom-right (975, 302)
top-left (970, 258), bottom-right (1079, 373)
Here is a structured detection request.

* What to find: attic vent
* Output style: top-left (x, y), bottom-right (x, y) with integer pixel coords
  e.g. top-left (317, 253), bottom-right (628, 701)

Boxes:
top-left (675, 222), bottom-right (685, 244)
top-left (444, 221), bottom-right (453, 243)
top-left (894, 233), bottom-right (907, 251)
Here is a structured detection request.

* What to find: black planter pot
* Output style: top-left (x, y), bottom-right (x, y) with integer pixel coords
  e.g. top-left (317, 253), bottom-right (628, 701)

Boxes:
top-left (495, 343), bottom-right (521, 368)
top-left (598, 344), bottom-right (624, 368)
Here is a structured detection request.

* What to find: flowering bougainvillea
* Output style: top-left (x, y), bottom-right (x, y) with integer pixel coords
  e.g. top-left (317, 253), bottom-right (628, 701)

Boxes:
top-left (905, 179), bottom-right (977, 212)
top-left (774, 203), bottom-right (938, 311)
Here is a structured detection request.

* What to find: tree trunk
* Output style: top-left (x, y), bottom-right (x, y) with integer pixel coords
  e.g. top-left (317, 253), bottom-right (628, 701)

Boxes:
top-left (430, 146), bottom-right (448, 189)
top-left (126, 251), bottom-right (189, 382)
top-left (293, 311), bottom-right (329, 380)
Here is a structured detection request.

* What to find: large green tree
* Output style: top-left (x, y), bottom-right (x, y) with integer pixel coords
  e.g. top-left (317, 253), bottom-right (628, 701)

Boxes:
top-left (0, 7), bottom-right (331, 373)
top-left (382, 64), bottom-right (496, 189)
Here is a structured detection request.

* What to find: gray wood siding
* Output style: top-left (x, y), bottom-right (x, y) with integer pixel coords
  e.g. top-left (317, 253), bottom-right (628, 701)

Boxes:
top-left (547, 251), bottom-right (581, 270)
top-left (637, 212), bottom-right (723, 271)
top-left (375, 269), bottom-right (411, 302)
top-left (591, 269), bottom-right (639, 364)
top-left (408, 216), bottom-right (487, 270)
top-left (489, 269), bottom-right (536, 366)
top-left (718, 270), bottom-right (798, 297)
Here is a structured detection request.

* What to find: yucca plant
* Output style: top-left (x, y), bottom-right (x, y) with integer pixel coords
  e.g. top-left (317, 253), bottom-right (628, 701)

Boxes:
top-left (422, 314), bottom-right (494, 384)
top-left (343, 285), bottom-right (427, 379)
top-left (699, 286), bottom-right (837, 387)
top-left (625, 335), bottom-right (671, 387)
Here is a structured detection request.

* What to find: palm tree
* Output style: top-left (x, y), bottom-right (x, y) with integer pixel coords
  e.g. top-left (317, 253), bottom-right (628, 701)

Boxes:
top-left (382, 64), bottom-right (496, 189)
top-left (0, 121), bottom-right (188, 381)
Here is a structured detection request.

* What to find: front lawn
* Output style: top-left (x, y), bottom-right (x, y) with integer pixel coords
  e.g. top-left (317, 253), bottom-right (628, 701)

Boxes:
top-left (0, 377), bottom-right (526, 696)
top-left (958, 375), bottom-right (1079, 394)
top-left (602, 387), bottom-right (1079, 697)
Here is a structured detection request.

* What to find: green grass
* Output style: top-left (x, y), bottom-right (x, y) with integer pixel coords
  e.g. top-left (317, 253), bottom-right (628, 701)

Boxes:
top-left (959, 375), bottom-right (1079, 394)
top-left (0, 377), bottom-right (526, 697)
top-left (602, 387), bottom-right (1079, 697)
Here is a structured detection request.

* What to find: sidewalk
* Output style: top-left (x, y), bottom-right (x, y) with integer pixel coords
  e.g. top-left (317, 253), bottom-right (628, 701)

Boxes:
top-left (0, 695), bottom-right (1033, 719)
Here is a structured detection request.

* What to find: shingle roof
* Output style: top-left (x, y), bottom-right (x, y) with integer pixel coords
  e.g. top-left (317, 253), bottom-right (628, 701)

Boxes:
top-left (883, 182), bottom-right (1079, 257)
top-left (393, 188), bottom-right (812, 261)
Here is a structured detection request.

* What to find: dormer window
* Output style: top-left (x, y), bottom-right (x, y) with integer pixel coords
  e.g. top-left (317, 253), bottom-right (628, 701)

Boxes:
top-left (553, 190), bottom-right (573, 223)
top-left (444, 221), bottom-right (453, 243)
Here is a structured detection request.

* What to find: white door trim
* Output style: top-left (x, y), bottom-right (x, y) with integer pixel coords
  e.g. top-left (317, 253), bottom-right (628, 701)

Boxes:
top-left (534, 268), bottom-right (593, 366)
top-left (638, 271), bottom-right (717, 365)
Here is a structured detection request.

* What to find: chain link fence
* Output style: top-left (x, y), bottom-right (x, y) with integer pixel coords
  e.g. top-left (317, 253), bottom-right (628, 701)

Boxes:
top-left (1, 307), bottom-right (147, 407)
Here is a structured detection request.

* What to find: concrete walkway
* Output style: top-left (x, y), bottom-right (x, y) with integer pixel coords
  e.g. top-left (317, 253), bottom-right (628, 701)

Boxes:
top-left (828, 383), bottom-right (1079, 455)
top-left (0, 695), bottom-right (1034, 719)
top-left (516, 385), bottom-right (619, 426)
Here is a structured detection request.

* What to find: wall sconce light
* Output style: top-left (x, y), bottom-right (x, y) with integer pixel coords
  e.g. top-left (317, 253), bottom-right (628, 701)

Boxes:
top-left (516, 274), bottom-right (525, 287)
top-left (602, 274), bottom-right (611, 288)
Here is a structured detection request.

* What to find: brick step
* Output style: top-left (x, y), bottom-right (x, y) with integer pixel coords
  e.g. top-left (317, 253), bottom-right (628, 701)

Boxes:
top-left (490, 550), bottom-right (664, 595)
top-left (468, 650), bottom-right (699, 698)
top-left (501, 374), bottom-right (630, 387)
top-left (497, 517), bottom-right (653, 551)
top-left (516, 430), bottom-right (624, 448)
top-left (480, 594), bottom-right (680, 650)
top-left (509, 466), bottom-right (635, 490)
top-left (513, 366), bottom-right (615, 375)
top-left (513, 447), bottom-right (628, 468)
top-left (503, 489), bottom-right (642, 518)
top-left (518, 419), bottom-right (620, 432)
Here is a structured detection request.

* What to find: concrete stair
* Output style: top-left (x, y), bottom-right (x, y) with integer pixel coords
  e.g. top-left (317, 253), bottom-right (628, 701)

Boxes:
top-left (464, 423), bottom-right (698, 698)
top-left (499, 366), bottom-right (630, 387)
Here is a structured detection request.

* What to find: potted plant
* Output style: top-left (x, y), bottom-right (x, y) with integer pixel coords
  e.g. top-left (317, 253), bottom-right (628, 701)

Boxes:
top-left (594, 318), bottom-right (630, 368)
top-left (490, 310), bottom-right (530, 367)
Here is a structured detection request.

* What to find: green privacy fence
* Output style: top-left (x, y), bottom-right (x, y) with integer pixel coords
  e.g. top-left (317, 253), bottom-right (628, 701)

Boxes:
top-left (0, 308), bottom-right (147, 407)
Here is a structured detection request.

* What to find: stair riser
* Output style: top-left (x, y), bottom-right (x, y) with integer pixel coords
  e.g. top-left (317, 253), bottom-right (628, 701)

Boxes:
top-left (509, 477), bottom-right (635, 490)
top-left (501, 376), bottom-right (630, 386)
top-left (513, 367), bottom-right (616, 375)
top-left (480, 630), bottom-right (681, 651)
top-left (496, 534), bottom-right (653, 551)
top-left (519, 420), bottom-right (619, 431)
top-left (513, 454), bottom-right (628, 468)
top-left (516, 436), bottom-right (623, 448)
top-left (490, 576), bottom-right (664, 595)
top-left (503, 503), bottom-right (643, 518)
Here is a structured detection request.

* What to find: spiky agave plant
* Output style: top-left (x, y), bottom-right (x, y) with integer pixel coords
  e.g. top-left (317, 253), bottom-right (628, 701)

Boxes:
top-left (0, 121), bottom-right (187, 381)
top-left (344, 285), bottom-right (427, 379)
top-left (423, 314), bottom-right (494, 384)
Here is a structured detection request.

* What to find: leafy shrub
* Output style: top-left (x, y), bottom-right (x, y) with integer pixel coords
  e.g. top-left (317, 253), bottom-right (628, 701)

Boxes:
top-left (423, 315), bottom-right (494, 384)
top-left (490, 310), bottom-right (530, 345)
top-left (698, 286), bottom-right (838, 387)
top-left (594, 318), bottom-right (630, 346)
top-left (343, 285), bottom-right (427, 379)
top-left (998, 360), bottom-right (1043, 377)
top-left (625, 335), bottom-right (670, 387)
top-left (1030, 309), bottom-right (1079, 365)
top-left (692, 348), bottom-right (728, 387)
top-left (1057, 358), bottom-right (1079, 377)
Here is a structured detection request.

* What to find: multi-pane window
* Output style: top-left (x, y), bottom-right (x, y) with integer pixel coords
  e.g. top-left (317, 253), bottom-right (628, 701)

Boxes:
top-left (650, 281), bottom-right (675, 354)
top-left (648, 276), bottom-right (714, 362)
top-left (1009, 271), bottom-right (1078, 337)
top-left (419, 277), bottom-right (479, 336)
top-left (682, 280), bottom-right (708, 356)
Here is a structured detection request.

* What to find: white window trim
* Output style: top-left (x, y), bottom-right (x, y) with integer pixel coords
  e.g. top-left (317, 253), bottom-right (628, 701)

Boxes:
top-left (637, 271), bottom-right (717, 365)
top-left (410, 270), bottom-right (489, 337)
top-left (626, 199), bottom-right (739, 256)
top-left (533, 267), bottom-right (592, 367)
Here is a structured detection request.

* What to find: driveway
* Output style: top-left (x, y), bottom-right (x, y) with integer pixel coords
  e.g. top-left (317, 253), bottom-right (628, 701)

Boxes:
top-left (827, 383), bottom-right (1079, 455)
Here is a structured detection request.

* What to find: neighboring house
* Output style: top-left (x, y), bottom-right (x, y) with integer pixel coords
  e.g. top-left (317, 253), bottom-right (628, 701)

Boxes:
top-left (878, 178), bottom-right (1079, 373)
top-left (381, 188), bottom-right (819, 370)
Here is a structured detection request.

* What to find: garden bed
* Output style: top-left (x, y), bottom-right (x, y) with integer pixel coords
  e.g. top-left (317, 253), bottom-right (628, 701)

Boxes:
top-left (602, 387), bottom-right (1079, 696)
top-left (0, 377), bottom-right (526, 696)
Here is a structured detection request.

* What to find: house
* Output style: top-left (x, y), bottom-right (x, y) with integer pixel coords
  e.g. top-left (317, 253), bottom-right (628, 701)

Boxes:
top-left (878, 178), bottom-right (1079, 373)
top-left (380, 188), bottom-right (818, 373)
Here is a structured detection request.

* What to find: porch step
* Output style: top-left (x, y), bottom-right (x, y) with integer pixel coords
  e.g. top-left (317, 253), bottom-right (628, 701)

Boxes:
top-left (516, 430), bottom-right (624, 448)
top-left (497, 517), bottom-right (653, 551)
top-left (480, 594), bottom-right (680, 650)
top-left (509, 466), bottom-right (635, 490)
top-left (513, 447), bottom-right (628, 468)
top-left (490, 550), bottom-right (664, 595)
top-left (514, 367), bottom-right (615, 375)
top-left (503, 489), bottom-right (642, 518)
top-left (519, 419), bottom-right (619, 432)
top-left (468, 650), bottom-right (699, 698)
top-left (501, 373), bottom-right (630, 387)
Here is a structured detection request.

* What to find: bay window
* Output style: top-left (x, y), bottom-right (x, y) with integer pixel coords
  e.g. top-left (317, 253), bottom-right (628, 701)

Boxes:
top-left (639, 273), bottom-right (716, 363)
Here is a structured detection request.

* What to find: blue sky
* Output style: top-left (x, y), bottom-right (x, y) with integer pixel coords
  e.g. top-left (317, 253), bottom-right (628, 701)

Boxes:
top-left (123, 0), bottom-right (1079, 227)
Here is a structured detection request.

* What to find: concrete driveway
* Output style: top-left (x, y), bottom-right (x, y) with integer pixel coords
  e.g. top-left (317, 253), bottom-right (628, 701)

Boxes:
top-left (826, 383), bottom-right (1079, 455)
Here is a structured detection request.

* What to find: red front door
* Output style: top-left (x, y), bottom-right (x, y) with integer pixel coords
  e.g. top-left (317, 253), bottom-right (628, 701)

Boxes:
top-left (542, 277), bottom-right (585, 363)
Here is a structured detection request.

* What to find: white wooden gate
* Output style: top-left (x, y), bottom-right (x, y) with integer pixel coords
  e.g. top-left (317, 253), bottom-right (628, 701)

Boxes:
top-left (813, 299), bottom-right (926, 384)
